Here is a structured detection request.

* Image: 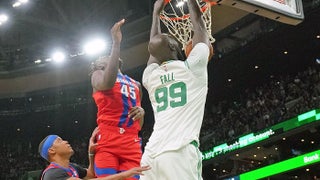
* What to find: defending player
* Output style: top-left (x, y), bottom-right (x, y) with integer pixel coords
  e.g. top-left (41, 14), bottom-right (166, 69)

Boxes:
top-left (140, 0), bottom-right (212, 179)
top-left (38, 128), bottom-right (150, 180)
top-left (90, 19), bottom-right (145, 179)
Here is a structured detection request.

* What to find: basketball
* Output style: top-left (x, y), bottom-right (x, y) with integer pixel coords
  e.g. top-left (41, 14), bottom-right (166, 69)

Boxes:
top-left (184, 41), bottom-right (214, 61)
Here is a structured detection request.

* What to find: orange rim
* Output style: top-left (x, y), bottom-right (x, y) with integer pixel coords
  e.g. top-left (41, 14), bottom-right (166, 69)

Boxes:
top-left (164, 0), bottom-right (171, 5)
top-left (160, 1), bottom-right (216, 21)
top-left (202, 0), bottom-right (217, 6)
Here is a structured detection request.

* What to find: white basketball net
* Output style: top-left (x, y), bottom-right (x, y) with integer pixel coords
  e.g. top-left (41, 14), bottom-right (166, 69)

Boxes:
top-left (160, 0), bottom-right (215, 49)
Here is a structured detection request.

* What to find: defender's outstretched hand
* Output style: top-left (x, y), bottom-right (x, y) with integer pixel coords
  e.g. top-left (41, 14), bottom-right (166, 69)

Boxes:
top-left (88, 127), bottom-right (99, 154)
top-left (121, 166), bottom-right (151, 178)
top-left (111, 19), bottom-right (125, 44)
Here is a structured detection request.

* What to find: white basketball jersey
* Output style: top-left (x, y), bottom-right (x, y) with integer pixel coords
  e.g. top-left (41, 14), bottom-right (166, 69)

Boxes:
top-left (142, 43), bottom-right (210, 157)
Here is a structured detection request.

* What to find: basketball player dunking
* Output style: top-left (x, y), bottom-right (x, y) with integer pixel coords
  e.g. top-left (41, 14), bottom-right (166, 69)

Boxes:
top-left (140, 0), bottom-right (213, 179)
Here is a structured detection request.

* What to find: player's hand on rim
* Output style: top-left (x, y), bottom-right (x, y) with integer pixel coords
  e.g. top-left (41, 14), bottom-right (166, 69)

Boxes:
top-left (153, 0), bottom-right (165, 15)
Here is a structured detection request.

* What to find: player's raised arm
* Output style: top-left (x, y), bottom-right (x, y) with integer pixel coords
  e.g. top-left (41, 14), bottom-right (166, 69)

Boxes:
top-left (150, 0), bottom-right (164, 39)
top-left (188, 0), bottom-right (210, 47)
top-left (147, 0), bottom-right (165, 65)
top-left (91, 19), bottom-right (125, 91)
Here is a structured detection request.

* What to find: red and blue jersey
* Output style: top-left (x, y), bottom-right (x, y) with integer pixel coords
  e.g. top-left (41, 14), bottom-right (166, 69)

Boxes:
top-left (92, 73), bottom-right (141, 131)
top-left (41, 162), bottom-right (86, 180)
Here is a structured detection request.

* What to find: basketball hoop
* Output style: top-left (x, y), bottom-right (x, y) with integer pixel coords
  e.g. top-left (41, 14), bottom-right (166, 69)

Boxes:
top-left (160, 0), bottom-right (216, 50)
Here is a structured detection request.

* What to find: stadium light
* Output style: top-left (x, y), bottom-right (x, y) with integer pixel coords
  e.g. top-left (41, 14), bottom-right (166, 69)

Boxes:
top-left (176, 0), bottom-right (187, 7)
top-left (0, 14), bottom-right (8, 23)
top-left (83, 38), bottom-right (107, 56)
top-left (34, 59), bottom-right (42, 64)
top-left (51, 51), bottom-right (66, 63)
top-left (13, 2), bottom-right (21, 7)
top-left (45, 58), bottom-right (52, 62)
top-left (13, 0), bottom-right (29, 8)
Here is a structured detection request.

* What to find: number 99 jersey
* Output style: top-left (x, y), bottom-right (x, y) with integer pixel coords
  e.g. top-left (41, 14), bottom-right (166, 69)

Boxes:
top-left (142, 43), bottom-right (210, 157)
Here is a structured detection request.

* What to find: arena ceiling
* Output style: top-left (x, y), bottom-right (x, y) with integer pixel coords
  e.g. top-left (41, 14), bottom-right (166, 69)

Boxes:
top-left (0, 0), bottom-right (251, 72)
top-left (0, 0), bottom-right (319, 97)
top-left (0, 0), bottom-right (153, 72)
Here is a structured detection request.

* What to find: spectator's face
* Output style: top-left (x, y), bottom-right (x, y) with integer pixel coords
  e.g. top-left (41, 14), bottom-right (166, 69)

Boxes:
top-left (50, 137), bottom-right (74, 157)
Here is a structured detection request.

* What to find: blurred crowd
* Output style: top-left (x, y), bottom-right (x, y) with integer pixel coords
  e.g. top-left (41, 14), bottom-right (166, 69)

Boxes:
top-left (200, 65), bottom-right (320, 151)
top-left (0, 64), bottom-right (319, 179)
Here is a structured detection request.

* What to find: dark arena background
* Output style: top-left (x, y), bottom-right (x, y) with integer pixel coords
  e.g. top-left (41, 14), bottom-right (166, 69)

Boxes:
top-left (0, 0), bottom-right (320, 179)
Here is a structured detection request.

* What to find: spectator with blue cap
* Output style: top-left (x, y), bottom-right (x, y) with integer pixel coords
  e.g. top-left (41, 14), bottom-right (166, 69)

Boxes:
top-left (38, 127), bottom-right (150, 180)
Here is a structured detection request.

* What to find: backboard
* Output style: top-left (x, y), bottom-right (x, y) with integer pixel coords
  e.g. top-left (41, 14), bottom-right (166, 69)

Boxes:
top-left (212, 0), bottom-right (304, 25)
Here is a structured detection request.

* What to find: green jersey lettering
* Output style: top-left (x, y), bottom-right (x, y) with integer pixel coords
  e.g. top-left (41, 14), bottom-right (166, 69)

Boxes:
top-left (155, 82), bottom-right (187, 112)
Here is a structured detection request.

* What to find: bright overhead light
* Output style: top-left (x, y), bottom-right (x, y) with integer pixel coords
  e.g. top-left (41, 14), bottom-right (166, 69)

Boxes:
top-left (34, 59), bottom-right (42, 64)
top-left (0, 14), bottom-right (8, 22)
top-left (13, 2), bottom-right (21, 7)
top-left (176, 1), bottom-right (185, 7)
top-left (84, 39), bottom-right (106, 56)
top-left (13, 0), bottom-right (28, 7)
top-left (52, 51), bottom-right (66, 63)
top-left (45, 58), bottom-right (52, 62)
top-left (176, 0), bottom-right (187, 7)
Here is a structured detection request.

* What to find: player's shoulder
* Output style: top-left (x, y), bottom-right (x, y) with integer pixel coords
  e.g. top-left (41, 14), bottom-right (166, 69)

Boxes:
top-left (70, 163), bottom-right (87, 178)
top-left (42, 167), bottom-right (67, 179)
top-left (185, 43), bottom-right (210, 64)
top-left (193, 42), bottom-right (210, 50)
top-left (144, 63), bottom-right (159, 74)
top-left (91, 69), bottom-right (104, 78)
top-left (146, 63), bottom-right (160, 68)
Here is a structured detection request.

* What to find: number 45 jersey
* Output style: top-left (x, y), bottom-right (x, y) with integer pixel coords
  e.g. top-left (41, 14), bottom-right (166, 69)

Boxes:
top-left (93, 73), bottom-right (141, 131)
top-left (142, 43), bottom-right (210, 157)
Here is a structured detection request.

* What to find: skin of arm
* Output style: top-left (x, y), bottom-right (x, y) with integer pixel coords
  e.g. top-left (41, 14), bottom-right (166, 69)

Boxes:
top-left (187, 0), bottom-right (210, 47)
top-left (84, 127), bottom-right (99, 179)
top-left (138, 84), bottom-right (144, 128)
top-left (91, 19), bottom-right (125, 91)
top-left (68, 166), bottom-right (151, 180)
top-left (147, 0), bottom-right (165, 65)
top-left (127, 83), bottom-right (145, 128)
